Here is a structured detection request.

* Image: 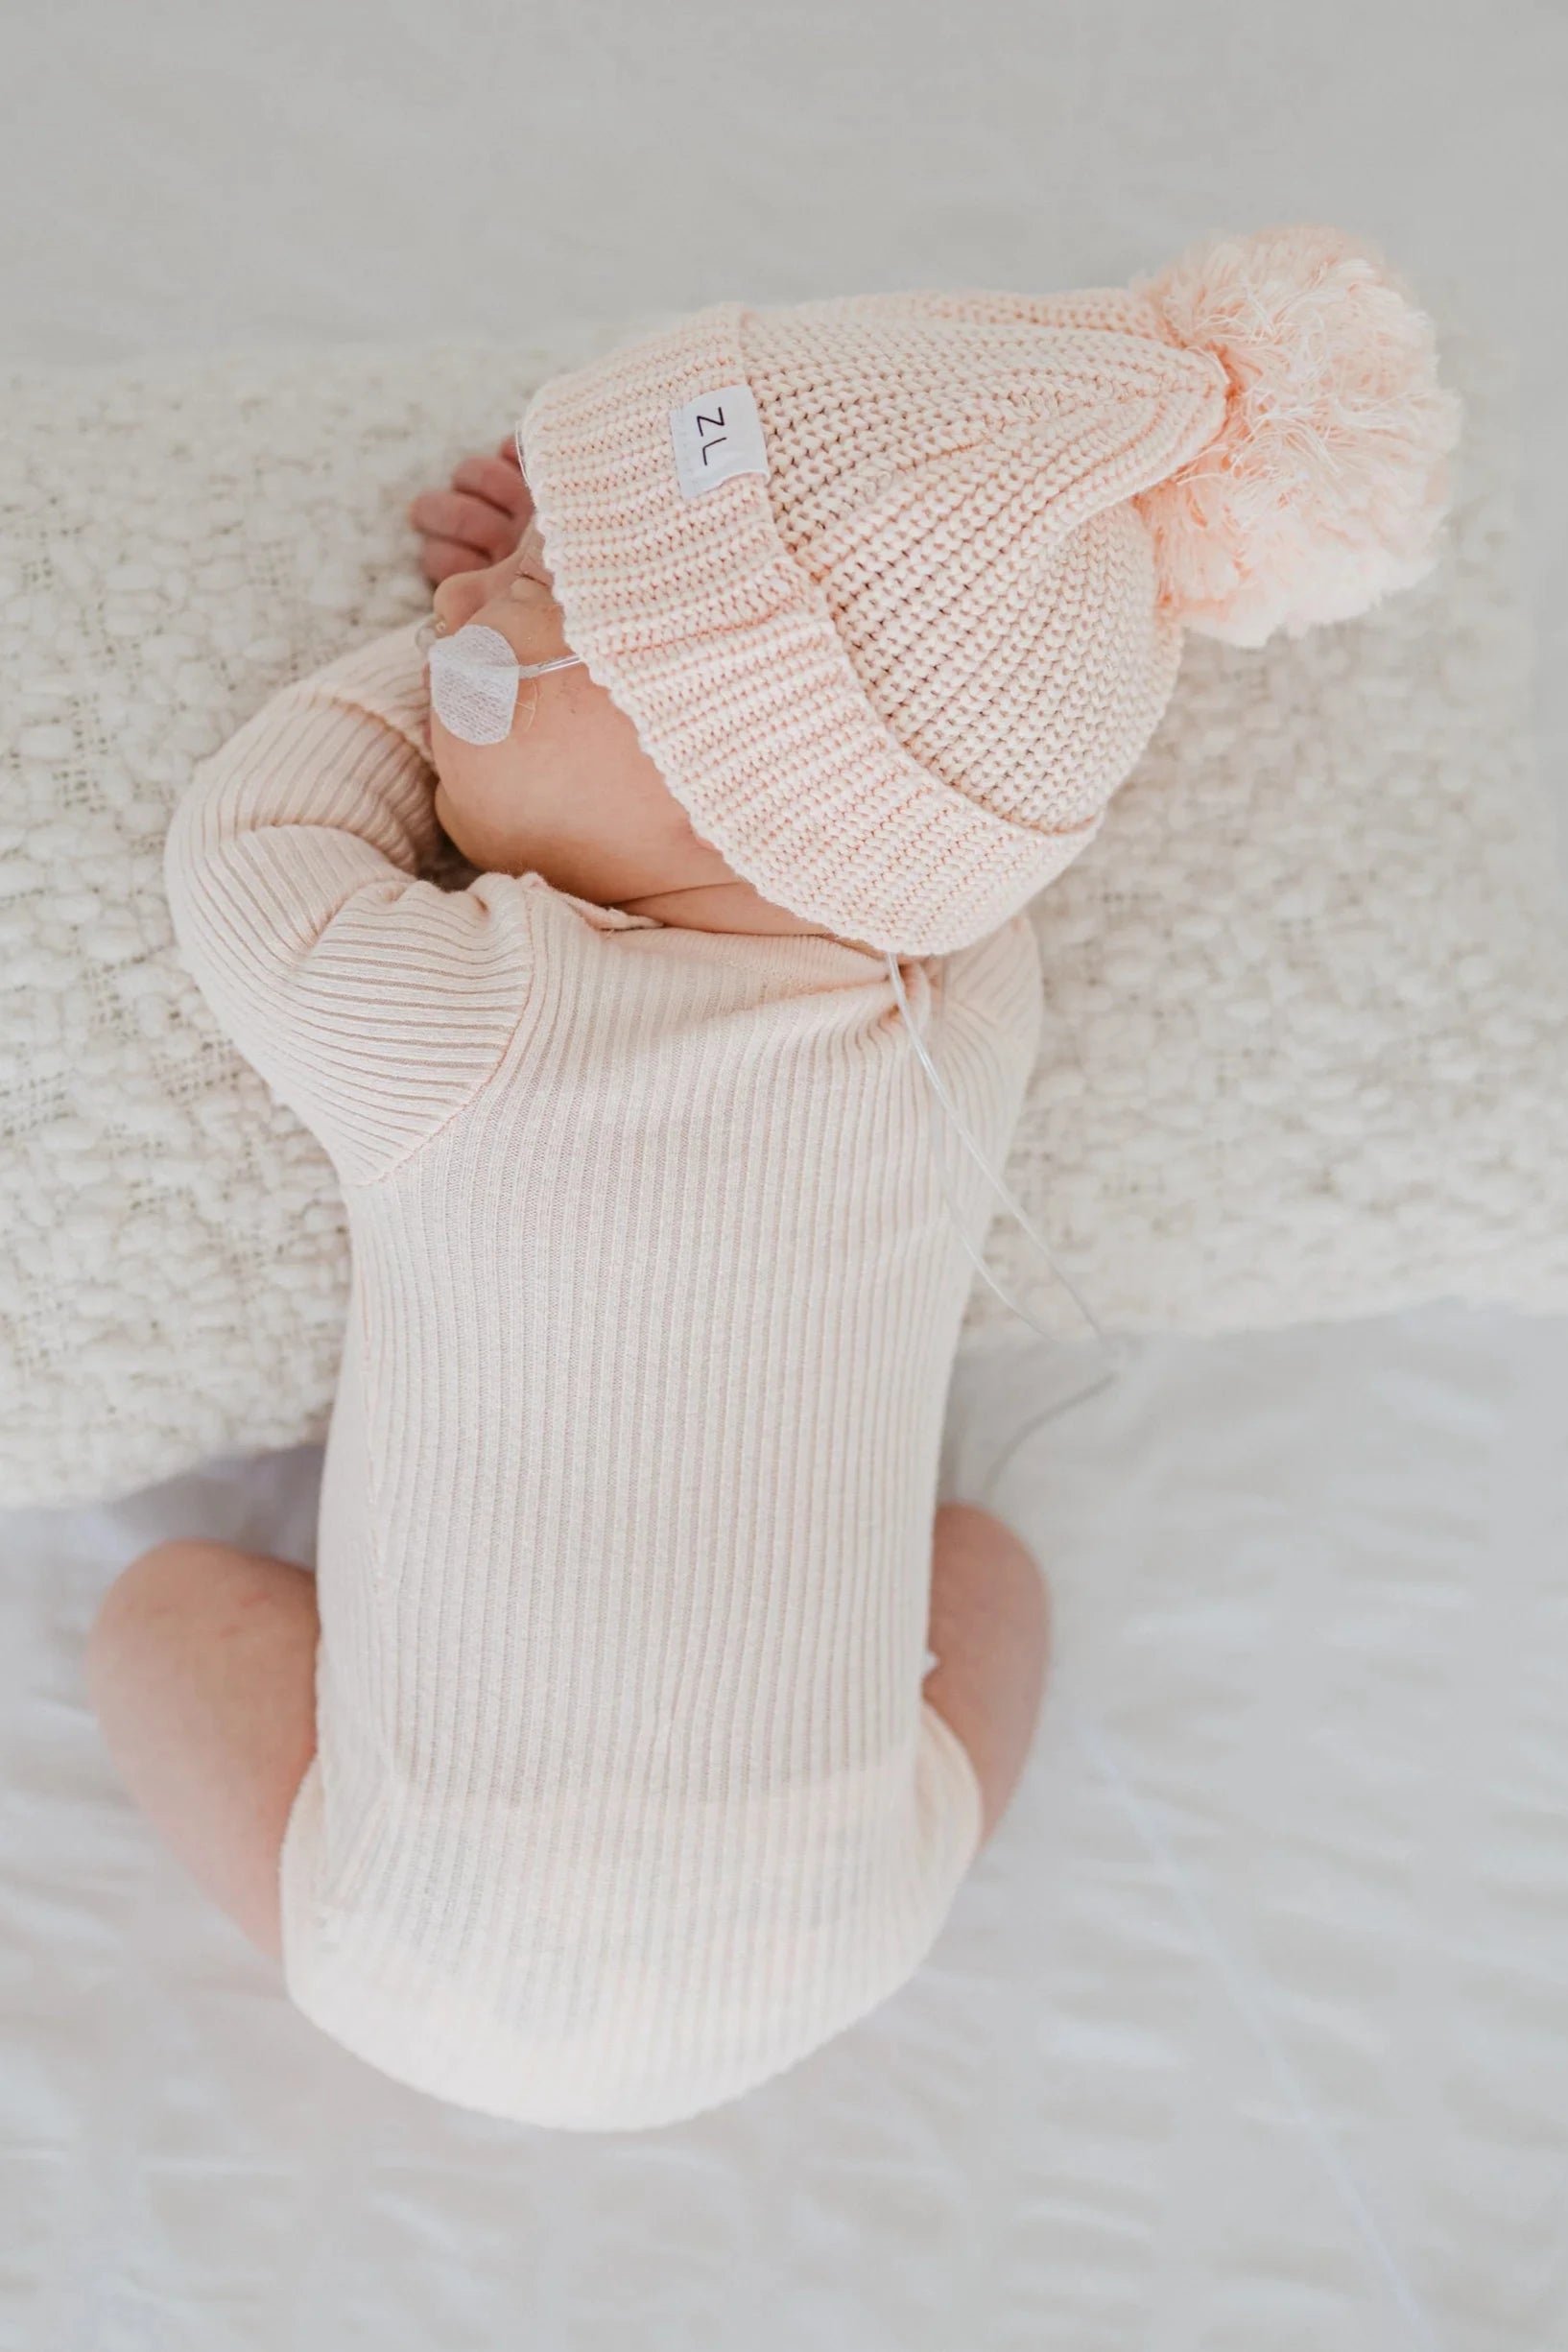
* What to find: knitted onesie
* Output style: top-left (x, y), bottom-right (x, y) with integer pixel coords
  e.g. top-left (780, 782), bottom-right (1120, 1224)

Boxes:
top-left (163, 617), bottom-right (1043, 2129)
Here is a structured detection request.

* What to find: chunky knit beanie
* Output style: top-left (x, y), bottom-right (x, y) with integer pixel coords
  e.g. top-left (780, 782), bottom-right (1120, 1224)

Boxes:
top-left (517, 223), bottom-right (1464, 957)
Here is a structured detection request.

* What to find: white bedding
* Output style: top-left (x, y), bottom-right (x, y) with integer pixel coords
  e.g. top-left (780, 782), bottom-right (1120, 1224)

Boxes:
top-left (4, 1), bottom-right (1566, 2344)
top-left (8, 1310), bottom-right (1567, 2349)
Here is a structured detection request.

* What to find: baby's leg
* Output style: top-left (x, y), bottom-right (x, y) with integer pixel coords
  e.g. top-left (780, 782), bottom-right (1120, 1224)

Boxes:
top-left (84, 1541), bottom-right (319, 1964)
top-left (922, 1503), bottom-right (1050, 1851)
top-left (82, 1509), bottom-right (1046, 1970)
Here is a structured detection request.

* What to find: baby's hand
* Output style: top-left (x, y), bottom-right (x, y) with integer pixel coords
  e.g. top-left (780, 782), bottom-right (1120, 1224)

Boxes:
top-left (407, 436), bottom-right (535, 585)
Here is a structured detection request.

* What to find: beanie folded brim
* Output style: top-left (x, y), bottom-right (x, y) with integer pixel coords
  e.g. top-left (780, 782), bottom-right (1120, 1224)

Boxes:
top-left (517, 300), bottom-right (1111, 957)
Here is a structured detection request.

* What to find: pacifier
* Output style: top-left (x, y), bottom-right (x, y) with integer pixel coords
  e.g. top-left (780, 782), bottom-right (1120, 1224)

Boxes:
top-left (419, 620), bottom-right (528, 748)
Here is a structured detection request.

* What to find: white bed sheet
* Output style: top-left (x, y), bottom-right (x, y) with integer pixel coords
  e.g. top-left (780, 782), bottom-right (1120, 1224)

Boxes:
top-left (6, 1309), bottom-right (1566, 2350)
top-left (4, 2), bottom-right (1566, 2345)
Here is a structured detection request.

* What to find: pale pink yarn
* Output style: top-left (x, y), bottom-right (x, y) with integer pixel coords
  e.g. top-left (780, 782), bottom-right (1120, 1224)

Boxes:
top-left (1129, 225), bottom-right (1466, 649)
top-left (519, 224), bottom-right (1464, 956)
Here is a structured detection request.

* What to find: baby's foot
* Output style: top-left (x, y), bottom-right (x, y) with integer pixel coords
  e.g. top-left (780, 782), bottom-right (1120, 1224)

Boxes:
top-left (408, 436), bottom-right (535, 584)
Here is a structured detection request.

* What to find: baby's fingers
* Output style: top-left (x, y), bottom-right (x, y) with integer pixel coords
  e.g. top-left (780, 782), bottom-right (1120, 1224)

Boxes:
top-left (416, 535), bottom-right (507, 587)
top-left (407, 487), bottom-right (518, 573)
top-left (407, 439), bottom-right (536, 583)
top-left (452, 450), bottom-right (535, 526)
top-left (491, 434), bottom-right (534, 497)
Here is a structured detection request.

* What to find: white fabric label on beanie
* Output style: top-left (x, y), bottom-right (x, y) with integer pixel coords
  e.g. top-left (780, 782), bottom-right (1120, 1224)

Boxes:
top-left (669, 384), bottom-right (769, 498)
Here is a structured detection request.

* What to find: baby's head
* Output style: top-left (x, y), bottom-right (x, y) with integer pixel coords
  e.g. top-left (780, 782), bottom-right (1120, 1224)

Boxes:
top-left (427, 511), bottom-right (863, 943)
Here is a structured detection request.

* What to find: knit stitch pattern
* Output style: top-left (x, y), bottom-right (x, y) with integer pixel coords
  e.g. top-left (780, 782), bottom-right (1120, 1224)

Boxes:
top-left (519, 294), bottom-right (1200, 954)
top-left (516, 231), bottom-right (1461, 958)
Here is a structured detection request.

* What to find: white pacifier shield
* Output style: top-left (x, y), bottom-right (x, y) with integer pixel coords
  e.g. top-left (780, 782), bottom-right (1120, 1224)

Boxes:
top-left (426, 623), bottom-right (520, 746)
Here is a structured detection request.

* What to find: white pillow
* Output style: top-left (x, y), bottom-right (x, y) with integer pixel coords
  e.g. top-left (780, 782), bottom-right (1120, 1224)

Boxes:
top-left (1, 318), bottom-right (1562, 1509)
top-left (965, 320), bottom-right (1568, 1350)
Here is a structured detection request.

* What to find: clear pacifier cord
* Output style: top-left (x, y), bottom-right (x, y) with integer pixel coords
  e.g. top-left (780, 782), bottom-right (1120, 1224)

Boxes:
top-left (884, 950), bottom-right (1128, 1428)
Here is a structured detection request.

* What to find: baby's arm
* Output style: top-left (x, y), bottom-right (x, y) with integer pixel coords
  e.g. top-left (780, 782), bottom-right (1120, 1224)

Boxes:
top-left (163, 623), bottom-right (538, 1187)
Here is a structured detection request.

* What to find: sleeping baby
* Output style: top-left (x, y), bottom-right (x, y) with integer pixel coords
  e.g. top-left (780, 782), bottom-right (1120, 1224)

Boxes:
top-left (85, 226), bottom-right (1461, 2129)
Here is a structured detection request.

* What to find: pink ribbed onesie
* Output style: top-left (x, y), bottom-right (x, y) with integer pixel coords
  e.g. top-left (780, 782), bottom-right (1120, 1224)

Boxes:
top-left (163, 617), bottom-right (1044, 2129)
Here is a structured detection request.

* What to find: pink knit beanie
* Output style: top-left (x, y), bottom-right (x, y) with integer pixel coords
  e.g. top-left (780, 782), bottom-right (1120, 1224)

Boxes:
top-left (517, 223), bottom-right (1464, 957)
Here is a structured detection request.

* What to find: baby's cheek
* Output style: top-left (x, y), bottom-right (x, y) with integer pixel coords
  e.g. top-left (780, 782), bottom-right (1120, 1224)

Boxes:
top-left (433, 777), bottom-right (476, 856)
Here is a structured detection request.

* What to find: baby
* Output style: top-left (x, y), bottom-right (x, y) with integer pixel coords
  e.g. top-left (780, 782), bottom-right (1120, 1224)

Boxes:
top-left (85, 228), bottom-right (1460, 2130)
top-left (87, 448), bottom-right (1050, 2132)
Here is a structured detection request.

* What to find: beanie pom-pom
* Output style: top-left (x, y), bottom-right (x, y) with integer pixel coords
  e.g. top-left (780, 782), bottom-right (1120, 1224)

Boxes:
top-left (1128, 223), bottom-right (1466, 649)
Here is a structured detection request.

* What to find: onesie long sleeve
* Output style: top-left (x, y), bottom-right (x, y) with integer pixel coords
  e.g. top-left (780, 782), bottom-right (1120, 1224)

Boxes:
top-left (164, 619), bottom-right (1045, 2130)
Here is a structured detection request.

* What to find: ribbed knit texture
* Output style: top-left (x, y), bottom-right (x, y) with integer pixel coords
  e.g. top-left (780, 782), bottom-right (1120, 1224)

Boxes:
top-left (162, 619), bottom-right (1045, 2130)
top-left (518, 291), bottom-right (1199, 958)
top-left (517, 231), bottom-right (1461, 958)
